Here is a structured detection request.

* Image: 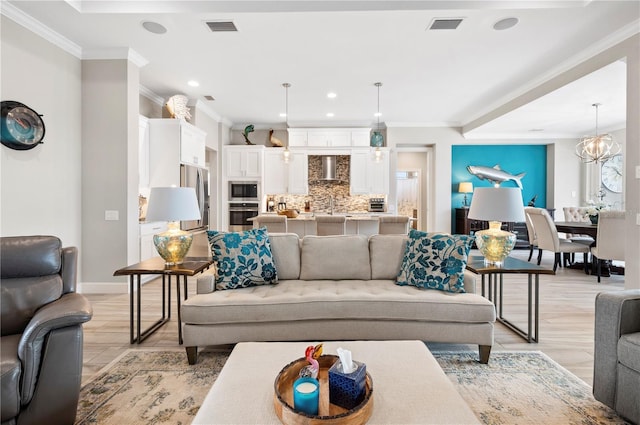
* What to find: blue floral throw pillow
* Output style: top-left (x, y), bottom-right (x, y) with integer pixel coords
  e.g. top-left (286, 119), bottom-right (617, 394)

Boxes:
top-left (396, 230), bottom-right (473, 293)
top-left (207, 227), bottom-right (278, 290)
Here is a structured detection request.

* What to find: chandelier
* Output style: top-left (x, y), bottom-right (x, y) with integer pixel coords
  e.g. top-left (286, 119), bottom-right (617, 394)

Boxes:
top-left (575, 103), bottom-right (620, 163)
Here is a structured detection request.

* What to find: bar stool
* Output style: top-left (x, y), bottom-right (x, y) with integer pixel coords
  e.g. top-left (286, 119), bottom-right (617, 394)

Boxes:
top-left (378, 216), bottom-right (410, 234)
top-left (315, 215), bottom-right (346, 236)
top-left (253, 215), bottom-right (287, 233)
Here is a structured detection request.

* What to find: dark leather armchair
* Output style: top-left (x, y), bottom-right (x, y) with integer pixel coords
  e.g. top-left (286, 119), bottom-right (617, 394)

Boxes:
top-left (1, 236), bottom-right (93, 425)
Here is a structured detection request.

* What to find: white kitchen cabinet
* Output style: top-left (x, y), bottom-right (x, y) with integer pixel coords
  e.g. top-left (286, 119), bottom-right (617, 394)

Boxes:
top-left (225, 146), bottom-right (264, 178)
top-left (263, 149), bottom-right (308, 195)
top-left (179, 123), bottom-right (206, 167)
top-left (139, 116), bottom-right (149, 188)
top-left (351, 130), bottom-right (371, 147)
top-left (350, 149), bottom-right (390, 195)
top-left (288, 130), bottom-right (308, 147)
top-left (287, 128), bottom-right (371, 147)
top-left (148, 119), bottom-right (207, 188)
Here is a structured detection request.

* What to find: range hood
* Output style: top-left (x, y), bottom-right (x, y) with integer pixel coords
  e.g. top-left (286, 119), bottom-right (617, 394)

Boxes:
top-left (320, 156), bottom-right (338, 181)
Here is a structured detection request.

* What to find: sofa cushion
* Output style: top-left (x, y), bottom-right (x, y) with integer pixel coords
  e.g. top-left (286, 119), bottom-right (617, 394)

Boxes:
top-left (181, 280), bottom-right (496, 325)
top-left (396, 230), bottom-right (473, 293)
top-left (618, 332), bottom-right (640, 373)
top-left (370, 234), bottom-right (408, 279)
top-left (267, 233), bottom-right (301, 280)
top-left (207, 228), bottom-right (278, 290)
top-left (300, 235), bottom-right (371, 280)
top-left (1, 334), bottom-right (21, 421)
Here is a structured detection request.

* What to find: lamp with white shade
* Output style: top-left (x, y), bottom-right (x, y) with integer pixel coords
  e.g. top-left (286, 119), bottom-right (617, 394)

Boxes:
top-left (467, 187), bottom-right (525, 265)
top-left (458, 182), bottom-right (473, 207)
top-left (145, 187), bottom-right (201, 265)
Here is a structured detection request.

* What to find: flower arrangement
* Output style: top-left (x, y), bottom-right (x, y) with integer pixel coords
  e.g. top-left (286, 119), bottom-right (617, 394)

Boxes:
top-left (586, 191), bottom-right (609, 224)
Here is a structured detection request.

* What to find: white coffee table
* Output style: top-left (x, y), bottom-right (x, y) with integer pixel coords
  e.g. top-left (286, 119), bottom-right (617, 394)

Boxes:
top-left (193, 340), bottom-right (480, 424)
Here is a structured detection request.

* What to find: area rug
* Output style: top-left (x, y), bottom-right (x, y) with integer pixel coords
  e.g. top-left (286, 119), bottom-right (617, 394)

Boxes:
top-left (75, 349), bottom-right (628, 425)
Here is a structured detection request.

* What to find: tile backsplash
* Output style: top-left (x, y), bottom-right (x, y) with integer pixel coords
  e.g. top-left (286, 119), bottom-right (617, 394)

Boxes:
top-left (267, 155), bottom-right (381, 213)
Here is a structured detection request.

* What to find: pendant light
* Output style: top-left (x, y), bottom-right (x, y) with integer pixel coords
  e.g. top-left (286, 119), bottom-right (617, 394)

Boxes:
top-left (282, 83), bottom-right (291, 163)
top-left (575, 103), bottom-right (620, 163)
top-left (371, 82), bottom-right (384, 162)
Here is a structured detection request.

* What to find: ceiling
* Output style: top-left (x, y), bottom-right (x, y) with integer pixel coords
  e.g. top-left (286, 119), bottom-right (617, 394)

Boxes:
top-left (4, 1), bottom-right (638, 137)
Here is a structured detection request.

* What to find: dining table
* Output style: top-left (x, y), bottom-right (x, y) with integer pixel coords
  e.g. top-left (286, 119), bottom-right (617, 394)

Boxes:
top-left (554, 221), bottom-right (598, 239)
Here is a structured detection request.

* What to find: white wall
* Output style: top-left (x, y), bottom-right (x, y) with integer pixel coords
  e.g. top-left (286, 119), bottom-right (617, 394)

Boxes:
top-left (0, 17), bottom-right (82, 250)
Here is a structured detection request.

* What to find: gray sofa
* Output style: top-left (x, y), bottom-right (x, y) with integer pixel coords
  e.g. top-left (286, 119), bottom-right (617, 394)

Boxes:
top-left (181, 233), bottom-right (496, 365)
top-left (593, 289), bottom-right (640, 424)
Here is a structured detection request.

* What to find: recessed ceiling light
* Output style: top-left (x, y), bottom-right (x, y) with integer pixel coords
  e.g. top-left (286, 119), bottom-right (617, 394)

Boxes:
top-left (279, 113), bottom-right (287, 118)
top-left (187, 80), bottom-right (199, 87)
top-left (529, 128), bottom-right (544, 132)
top-left (493, 17), bottom-right (519, 31)
top-left (142, 21), bottom-right (167, 34)
top-left (374, 112), bottom-right (382, 117)
top-left (327, 92), bottom-right (337, 99)
top-left (326, 113), bottom-right (334, 118)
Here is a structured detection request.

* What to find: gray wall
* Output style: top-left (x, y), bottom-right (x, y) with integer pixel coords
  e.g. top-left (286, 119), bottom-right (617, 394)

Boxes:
top-left (0, 17), bottom-right (82, 249)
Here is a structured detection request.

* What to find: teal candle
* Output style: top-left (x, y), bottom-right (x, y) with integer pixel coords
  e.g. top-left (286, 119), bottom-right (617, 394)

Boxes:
top-left (293, 377), bottom-right (319, 415)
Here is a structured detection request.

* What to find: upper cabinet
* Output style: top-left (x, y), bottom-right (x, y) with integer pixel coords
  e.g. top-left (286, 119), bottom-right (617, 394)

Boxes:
top-left (139, 116), bottom-right (150, 188)
top-left (148, 119), bottom-right (207, 188)
top-left (288, 128), bottom-right (371, 148)
top-left (179, 123), bottom-right (206, 167)
top-left (224, 145), bottom-right (264, 179)
top-left (263, 149), bottom-right (308, 194)
top-left (350, 149), bottom-right (390, 195)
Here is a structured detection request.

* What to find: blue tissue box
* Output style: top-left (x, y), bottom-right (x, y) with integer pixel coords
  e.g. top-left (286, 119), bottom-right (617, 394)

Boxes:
top-left (328, 360), bottom-right (366, 410)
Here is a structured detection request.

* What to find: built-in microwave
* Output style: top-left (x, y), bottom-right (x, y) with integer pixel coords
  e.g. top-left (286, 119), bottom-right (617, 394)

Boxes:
top-left (229, 181), bottom-right (259, 201)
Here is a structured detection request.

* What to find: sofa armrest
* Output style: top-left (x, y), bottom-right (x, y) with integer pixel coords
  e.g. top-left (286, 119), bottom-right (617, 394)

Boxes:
top-left (18, 292), bottom-right (93, 405)
top-left (593, 289), bottom-right (640, 408)
top-left (197, 271), bottom-right (216, 294)
top-left (462, 270), bottom-right (477, 294)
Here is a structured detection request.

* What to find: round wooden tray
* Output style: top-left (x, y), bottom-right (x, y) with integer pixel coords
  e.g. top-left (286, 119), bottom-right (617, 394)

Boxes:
top-left (273, 355), bottom-right (373, 425)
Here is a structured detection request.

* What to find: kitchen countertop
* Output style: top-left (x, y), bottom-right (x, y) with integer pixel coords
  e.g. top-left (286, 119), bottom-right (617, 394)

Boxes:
top-left (250, 213), bottom-right (388, 221)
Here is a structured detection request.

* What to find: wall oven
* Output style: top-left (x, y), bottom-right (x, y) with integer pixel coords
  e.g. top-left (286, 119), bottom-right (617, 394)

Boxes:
top-left (229, 181), bottom-right (259, 201)
top-left (228, 202), bottom-right (259, 232)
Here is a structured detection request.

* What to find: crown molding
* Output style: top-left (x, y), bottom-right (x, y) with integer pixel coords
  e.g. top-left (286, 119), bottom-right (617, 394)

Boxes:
top-left (189, 99), bottom-right (233, 127)
top-left (139, 85), bottom-right (165, 106)
top-left (82, 47), bottom-right (149, 67)
top-left (1, 1), bottom-right (82, 58)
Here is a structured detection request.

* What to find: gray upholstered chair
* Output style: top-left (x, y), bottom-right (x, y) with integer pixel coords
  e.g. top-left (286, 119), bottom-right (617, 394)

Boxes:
top-left (253, 214), bottom-right (287, 233)
top-left (526, 207), bottom-right (589, 272)
top-left (590, 210), bottom-right (625, 282)
top-left (315, 215), bottom-right (346, 236)
top-left (378, 215), bottom-right (410, 234)
top-left (1, 236), bottom-right (93, 425)
top-left (593, 290), bottom-right (640, 424)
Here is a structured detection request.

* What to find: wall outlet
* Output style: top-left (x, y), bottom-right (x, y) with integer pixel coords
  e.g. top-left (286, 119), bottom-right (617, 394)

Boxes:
top-left (571, 190), bottom-right (577, 198)
top-left (105, 210), bottom-right (119, 221)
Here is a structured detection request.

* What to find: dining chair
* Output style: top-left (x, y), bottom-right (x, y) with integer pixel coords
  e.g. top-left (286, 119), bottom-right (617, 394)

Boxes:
top-left (253, 215), bottom-right (287, 233)
top-left (562, 207), bottom-right (595, 246)
top-left (526, 208), bottom-right (589, 272)
top-left (590, 210), bottom-right (625, 282)
top-left (315, 215), bottom-right (346, 236)
top-left (378, 215), bottom-right (410, 234)
top-left (523, 207), bottom-right (538, 262)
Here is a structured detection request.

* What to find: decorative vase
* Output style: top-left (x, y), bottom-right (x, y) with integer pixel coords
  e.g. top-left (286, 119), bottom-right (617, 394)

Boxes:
top-left (589, 214), bottom-right (598, 225)
top-left (370, 131), bottom-right (384, 147)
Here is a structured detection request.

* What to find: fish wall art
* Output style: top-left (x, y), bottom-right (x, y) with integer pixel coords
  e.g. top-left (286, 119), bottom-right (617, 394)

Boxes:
top-left (467, 164), bottom-right (525, 189)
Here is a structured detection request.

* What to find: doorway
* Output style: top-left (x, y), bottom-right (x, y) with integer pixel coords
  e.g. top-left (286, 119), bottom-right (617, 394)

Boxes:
top-left (396, 148), bottom-right (431, 231)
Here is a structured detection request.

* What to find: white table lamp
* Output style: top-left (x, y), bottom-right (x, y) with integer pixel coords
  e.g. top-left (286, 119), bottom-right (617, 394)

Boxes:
top-left (467, 187), bottom-right (525, 265)
top-left (145, 187), bottom-right (201, 265)
top-left (458, 182), bottom-right (473, 207)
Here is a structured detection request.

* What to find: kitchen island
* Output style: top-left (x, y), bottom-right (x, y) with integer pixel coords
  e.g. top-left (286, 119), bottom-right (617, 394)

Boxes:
top-left (249, 213), bottom-right (395, 236)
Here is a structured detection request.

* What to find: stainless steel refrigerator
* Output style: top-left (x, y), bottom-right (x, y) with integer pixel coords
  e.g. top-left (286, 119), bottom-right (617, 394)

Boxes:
top-left (180, 164), bottom-right (209, 232)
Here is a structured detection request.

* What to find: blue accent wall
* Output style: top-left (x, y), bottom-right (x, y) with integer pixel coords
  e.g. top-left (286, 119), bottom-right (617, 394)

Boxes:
top-left (451, 145), bottom-right (547, 231)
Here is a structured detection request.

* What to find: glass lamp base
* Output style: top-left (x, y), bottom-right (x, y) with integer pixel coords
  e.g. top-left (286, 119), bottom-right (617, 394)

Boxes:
top-left (153, 222), bottom-right (193, 265)
top-left (475, 221), bottom-right (516, 266)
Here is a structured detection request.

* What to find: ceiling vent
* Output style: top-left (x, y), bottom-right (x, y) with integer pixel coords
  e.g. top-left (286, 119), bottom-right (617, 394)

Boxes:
top-left (204, 95), bottom-right (215, 101)
top-left (428, 18), bottom-right (463, 30)
top-left (206, 21), bottom-right (238, 32)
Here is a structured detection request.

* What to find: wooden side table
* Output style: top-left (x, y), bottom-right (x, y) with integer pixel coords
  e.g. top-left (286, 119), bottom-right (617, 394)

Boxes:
top-left (114, 257), bottom-right (212, 345)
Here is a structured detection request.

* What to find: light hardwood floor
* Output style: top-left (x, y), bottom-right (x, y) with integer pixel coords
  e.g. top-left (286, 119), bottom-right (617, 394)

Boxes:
top-left (81, 248), bottom-right (626, 387)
